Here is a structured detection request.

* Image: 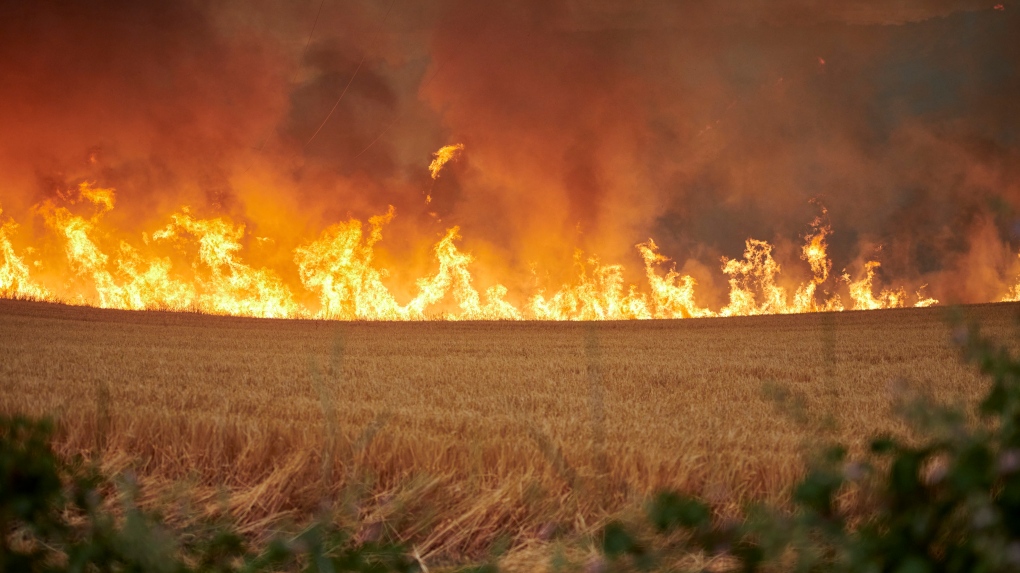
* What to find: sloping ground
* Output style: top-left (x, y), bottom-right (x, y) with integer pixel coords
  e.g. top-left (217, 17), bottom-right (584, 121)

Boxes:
top-left (0, 299), bottom-right (1012, 565)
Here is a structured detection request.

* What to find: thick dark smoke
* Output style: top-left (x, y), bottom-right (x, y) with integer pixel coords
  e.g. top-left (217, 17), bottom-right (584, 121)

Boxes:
top-left (0, 0), bottom-right (1018, 304)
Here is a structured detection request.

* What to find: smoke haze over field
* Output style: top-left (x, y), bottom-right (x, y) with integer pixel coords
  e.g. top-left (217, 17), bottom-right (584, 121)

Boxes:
top-left (0, 0), bottom-right (1018, 314)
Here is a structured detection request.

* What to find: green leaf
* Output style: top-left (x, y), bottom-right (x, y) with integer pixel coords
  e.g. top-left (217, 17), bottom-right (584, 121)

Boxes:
top-left (793, 469), bottom-right (843, 516)
top-left (647, 491), bottom-right (711, 532)
top-left (871, 436), bottom-right (897, 455)
top-left (894, 554), bottom-right (932, 573)
top-left (980, 382), bottom-right (1007, 416)
top-left (890, 453), bottom-right (923, 499)
top-left (950, 444), bottom-right (991, 491)
top-left (602, 521), bottom-right (639, 558)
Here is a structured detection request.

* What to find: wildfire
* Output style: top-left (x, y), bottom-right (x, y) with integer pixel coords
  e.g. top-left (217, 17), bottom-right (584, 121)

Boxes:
top-left (529, 253), bottom-right (651, 320)
top-left (0, 208), bottom-right (48, 300)
top-left (152, 209), bottom-right (297, 318)
top-left (0, 182), bottom-right (951, 320)
top-left (34, 183), bottom-right (193, 310)
top-left (428, 143), bottom-right (465, 180)
top-left (1001, 254), bottom-right (1020, 303)
top-left (845, 261), bottom-right (906, 310)
top-left (637, 240), bottom-right (713, 319)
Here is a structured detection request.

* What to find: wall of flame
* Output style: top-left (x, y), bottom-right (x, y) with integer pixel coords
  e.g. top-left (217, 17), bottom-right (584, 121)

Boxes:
top-left (0, 0), bottom-right (1018, 319)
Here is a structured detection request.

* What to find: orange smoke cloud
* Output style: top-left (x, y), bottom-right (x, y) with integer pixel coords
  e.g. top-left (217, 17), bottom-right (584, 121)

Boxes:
top-left (0, 0), bottom-right (1018, 318)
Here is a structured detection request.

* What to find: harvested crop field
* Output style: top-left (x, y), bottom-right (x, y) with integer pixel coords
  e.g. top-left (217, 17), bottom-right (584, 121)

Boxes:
top-left (0, 299), bottom-right (1014, 564)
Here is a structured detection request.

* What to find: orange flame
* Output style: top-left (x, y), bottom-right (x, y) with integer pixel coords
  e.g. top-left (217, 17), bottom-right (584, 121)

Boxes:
top-left (529, 252), bottom-right (650, 320)
top-left (846, 261), bottom-right (906, 310)
top-left (0, 184), bottom-right (946, 319)
top-left (1001, 254), bottom-right (1020, 303)
top-left (428, 143), bottom-right (465, 180)
top-left (0, 207), bottom-right (47, 300)
top-left (637, 239), bottom-right (713, 318)
top-left (35, 182), bottom-right (193, 310)
top-left (295, 207), bottom-right (403, 319)
top-left (152, 209), bottom-right (297, 318)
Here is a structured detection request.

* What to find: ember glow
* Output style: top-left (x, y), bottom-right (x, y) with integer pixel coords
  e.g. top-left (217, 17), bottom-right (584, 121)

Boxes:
top-left (1, 1), bottom-right (1018, 319)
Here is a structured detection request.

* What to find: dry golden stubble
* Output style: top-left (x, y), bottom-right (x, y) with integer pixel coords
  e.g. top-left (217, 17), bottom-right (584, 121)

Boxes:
top-left (0, 298), bottom-right (1016, 565)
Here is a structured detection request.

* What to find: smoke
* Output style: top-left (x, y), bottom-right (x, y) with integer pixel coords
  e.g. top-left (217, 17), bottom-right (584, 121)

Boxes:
top-left (421, 0), bottom-right (1020, 300)
top-left (0, 0), bottom-right (1018, 305)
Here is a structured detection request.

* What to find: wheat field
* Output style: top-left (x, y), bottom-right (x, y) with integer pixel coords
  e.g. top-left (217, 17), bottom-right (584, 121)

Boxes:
top-left (0, 299), bottom-right (1013, 567)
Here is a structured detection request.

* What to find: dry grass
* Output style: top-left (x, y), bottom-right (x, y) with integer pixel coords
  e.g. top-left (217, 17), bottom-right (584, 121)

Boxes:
top-left (0, 299), bottom-right (1015, 568)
